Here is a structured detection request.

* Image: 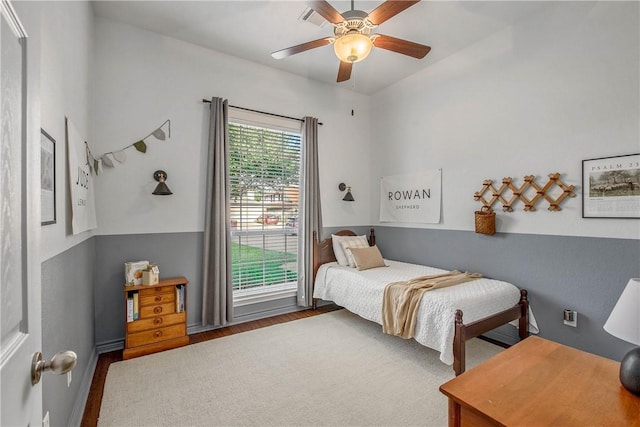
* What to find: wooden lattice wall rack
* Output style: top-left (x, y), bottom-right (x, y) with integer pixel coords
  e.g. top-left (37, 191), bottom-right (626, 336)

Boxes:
top-left (474, 173), bottom-right (576, 212)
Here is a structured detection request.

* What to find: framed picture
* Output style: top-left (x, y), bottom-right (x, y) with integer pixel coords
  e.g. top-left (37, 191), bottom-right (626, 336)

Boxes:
top-left (40, 129), bottom-right (56, 225)
top-left (582, 153), bottom-right (640, 218)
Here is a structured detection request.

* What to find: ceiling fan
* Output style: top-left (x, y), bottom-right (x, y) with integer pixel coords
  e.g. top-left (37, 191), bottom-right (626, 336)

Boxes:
top-left (271, 0), bottom-right (431, 83)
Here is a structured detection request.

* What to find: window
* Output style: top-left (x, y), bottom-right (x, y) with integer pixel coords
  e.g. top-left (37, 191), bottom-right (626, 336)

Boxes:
top-left (228, 109), bottom-right (301, 305)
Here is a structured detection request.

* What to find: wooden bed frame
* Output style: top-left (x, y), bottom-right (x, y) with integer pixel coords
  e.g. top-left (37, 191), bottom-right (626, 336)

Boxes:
top-left (312, 228), bottom-right (529, 376)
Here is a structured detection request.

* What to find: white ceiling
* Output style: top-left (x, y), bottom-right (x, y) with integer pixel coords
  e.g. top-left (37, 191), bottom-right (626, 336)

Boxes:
top-left (92, 1), bottom-right (553, 95)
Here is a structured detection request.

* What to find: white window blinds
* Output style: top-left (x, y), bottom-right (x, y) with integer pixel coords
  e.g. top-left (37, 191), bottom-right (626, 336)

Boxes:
top-left (228, 111), bottom-right (301, 297)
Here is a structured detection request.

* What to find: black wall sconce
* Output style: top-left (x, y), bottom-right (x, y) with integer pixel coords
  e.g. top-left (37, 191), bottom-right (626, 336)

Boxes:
top-left (339, 182), bottom-right (354, 202)
top-left (152, 170), bottom-right (173, 195)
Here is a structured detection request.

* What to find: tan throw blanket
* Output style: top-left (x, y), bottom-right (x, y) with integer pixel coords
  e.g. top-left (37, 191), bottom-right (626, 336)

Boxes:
top-left (382, 271), bottom-right (482, 339)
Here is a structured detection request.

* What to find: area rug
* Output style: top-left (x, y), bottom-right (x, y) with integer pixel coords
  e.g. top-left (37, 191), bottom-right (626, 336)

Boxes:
top-left (98, 309), bottom-right (502, 426)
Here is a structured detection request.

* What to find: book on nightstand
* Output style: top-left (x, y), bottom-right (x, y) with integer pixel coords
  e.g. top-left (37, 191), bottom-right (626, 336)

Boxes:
top-left (132, 292), bottom-right (139, 320)
top-left (126, 295), bottom-right (134, 322)
top-left (175, 285), bottom-right (185, 313)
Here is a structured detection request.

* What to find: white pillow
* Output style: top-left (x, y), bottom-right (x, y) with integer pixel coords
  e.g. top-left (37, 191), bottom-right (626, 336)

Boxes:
top-left (340, 237), bottom-right (371, 267)
top-left (332, 234), bottom-right (368, 266)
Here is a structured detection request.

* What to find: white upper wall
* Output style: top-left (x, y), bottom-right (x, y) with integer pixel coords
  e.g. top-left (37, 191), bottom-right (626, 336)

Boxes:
top-left (39, 0), bottom-right (639, 260)
top-left (40, 1), bottom-right (95, 261)
top-left (369, 1), bottom-right (640, 239)
top-left (90, 17), bottom-right (371, 236)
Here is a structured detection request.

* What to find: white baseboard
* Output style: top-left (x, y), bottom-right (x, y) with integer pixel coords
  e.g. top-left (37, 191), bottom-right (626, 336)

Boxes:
top-left (95, 338), bottom-right (124, 354)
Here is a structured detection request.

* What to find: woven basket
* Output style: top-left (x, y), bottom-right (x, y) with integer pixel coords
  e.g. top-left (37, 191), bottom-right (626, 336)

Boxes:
top-left (475, 206), bottom-right (496, 235)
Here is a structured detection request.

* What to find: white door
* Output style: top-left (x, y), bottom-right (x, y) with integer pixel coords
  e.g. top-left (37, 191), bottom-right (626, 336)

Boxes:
top-left (0, 1), bottom-right (42, 425)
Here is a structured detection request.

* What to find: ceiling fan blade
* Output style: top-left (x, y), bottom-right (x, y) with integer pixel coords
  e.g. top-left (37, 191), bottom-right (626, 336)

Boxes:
top-left (367, 0), bottom-right (420, 26)
top-left (271, 37), bottom-right (333, 59)
top-left (373, 34), bottom-right (431, 59)
top-left (337, 61), bottom-right (352, 82)
top-left (309, 1), bottom-right (344, 25)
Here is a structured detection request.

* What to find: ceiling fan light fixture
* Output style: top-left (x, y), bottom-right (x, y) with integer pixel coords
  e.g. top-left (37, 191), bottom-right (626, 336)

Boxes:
top-left (333, 32), bottom-right (373, 63)
top-left (273, 0), bottom-right (427, 83)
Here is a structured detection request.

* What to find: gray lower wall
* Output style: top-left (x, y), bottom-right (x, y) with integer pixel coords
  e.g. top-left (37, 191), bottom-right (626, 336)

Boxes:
top-left (94, 233), bottom-right (204, 346)
top-left (42, 238), bottom-right (96, 427)
top-left (93, 227), bottom-right (372, 348)
top-left (94, 232), bottom-right (311, 347)
top-left (40, 226), bottom-right (638, 426)
top-left (373, 226), bottom-right (639, 361)
top-left (93, 225), bottom-right (639, 363)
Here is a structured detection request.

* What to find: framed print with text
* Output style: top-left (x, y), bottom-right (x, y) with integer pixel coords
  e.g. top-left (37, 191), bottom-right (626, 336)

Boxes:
top-left (41, 129), bottom-right (56, 225)
top-left (582, 153), bottom-right (640, 218)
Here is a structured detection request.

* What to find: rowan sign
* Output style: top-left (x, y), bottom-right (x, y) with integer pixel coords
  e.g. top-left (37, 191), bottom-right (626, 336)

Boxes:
top-left (380, 170), bottom-right (442, 223)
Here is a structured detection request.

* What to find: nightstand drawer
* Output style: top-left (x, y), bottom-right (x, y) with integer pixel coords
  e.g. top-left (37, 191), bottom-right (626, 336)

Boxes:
top-left (140, 285), bottom-right (176, 296)
top-left (126, 312), bottom-right (186, 334)
top-left (140, 302), bottom-right (175, 318)
top-left (140, 291), bottom-right (175, 307)
top-left (127, 323), bottom-right (186, 348)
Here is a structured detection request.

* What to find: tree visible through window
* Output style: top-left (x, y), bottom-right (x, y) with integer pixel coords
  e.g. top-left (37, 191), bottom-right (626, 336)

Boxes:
top-left (228, 116), bottom-right (301, 301)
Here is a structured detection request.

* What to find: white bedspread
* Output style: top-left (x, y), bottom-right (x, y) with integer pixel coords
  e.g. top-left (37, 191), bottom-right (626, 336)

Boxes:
top-left (313, 260), bottom-right (538, 365)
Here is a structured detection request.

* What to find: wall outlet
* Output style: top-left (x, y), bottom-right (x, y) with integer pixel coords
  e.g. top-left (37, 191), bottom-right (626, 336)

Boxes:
top-left (563, 309), bottom-right (577, 327)
top-left (43, 411), bottom-right (50, 427)
top-left (67, 371), bottom-right (72, 387)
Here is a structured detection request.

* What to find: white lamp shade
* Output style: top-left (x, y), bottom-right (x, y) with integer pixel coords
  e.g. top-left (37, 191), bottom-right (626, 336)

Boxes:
top-left (333, 33), bottom-right (373, 63)
top-left (603, 278), bottom-right (640, 345)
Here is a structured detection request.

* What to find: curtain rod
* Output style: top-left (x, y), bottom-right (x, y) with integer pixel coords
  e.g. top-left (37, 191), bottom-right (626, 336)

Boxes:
top-left (202, 99), bottom-right (322, 126)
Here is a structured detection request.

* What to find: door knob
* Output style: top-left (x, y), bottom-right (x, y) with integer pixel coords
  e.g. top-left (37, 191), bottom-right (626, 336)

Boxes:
top-left (31, 350), bottom-right (77, 385)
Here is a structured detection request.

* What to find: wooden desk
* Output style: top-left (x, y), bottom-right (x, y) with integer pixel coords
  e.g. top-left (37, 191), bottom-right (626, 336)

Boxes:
top-left (439, 336), bottom-right (640, 426)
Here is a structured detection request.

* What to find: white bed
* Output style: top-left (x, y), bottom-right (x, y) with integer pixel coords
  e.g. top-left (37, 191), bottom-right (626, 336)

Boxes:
top-left (311, 229), bottom-right (538, 375)
top-left (313, 260), bottom-right (538, 365)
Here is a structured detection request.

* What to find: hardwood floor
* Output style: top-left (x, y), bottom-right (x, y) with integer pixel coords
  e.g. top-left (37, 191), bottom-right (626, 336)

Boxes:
top-left (80, 304), bottom-right (341, 427)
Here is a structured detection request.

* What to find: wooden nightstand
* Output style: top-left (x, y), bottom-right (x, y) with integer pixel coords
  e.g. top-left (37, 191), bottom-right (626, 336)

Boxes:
top-left (439, 336), bottom-right (640, 426)
top-left (123, 277), bottom-right (189, 360)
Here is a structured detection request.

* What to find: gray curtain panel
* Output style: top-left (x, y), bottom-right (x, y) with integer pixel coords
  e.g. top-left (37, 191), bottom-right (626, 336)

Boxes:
top-left (202, 97), bottom-right (234, 326)
top-left (297, 117), bottom-right (323, 307)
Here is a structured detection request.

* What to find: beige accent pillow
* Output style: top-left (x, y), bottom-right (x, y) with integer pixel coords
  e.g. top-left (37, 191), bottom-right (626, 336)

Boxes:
top-left (340, 238), bottom-right (370, 267)
top-left (332, 234), bottom-right (368, 266)
top-left (348, 245), bottom-right (387, 271)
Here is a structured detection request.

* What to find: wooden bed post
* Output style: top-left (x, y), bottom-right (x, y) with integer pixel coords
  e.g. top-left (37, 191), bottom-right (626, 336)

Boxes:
top-left (518, 289), bottom-right (529, 340)
top-left (368, 228), bottom-right (376, 246)
top-left (453, 310), bottom-right (466, 376)
top-left (312, 231), bottom-right (320, 281)
top-left (312, 231), bottom-right (319, 310)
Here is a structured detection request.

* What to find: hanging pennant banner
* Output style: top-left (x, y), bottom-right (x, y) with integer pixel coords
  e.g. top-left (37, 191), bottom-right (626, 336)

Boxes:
top-left (66, 117), bottom-right (97, 234)
top-left (380, 170), bottom-right (442, 223)
top-left (84, 119), bottom-right (171, 174)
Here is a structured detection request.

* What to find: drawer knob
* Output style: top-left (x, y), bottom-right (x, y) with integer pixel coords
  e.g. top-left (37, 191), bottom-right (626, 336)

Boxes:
top-left (153, 306), bottom-right (163, 314)
top-left (153, 317), bottom-right (163, 325)
top-left (154, 331), bottom-right (163, 339)
top-left (154, 296), bottom-right (162, 302)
